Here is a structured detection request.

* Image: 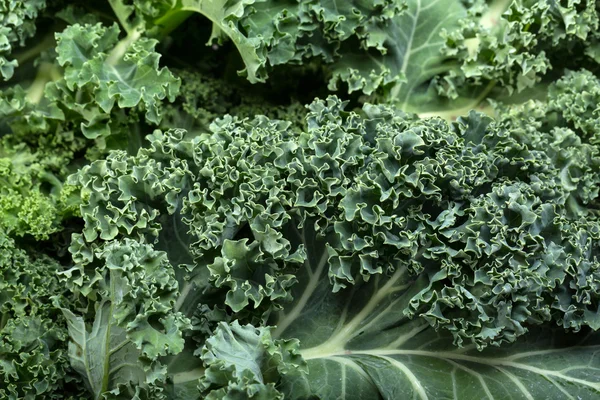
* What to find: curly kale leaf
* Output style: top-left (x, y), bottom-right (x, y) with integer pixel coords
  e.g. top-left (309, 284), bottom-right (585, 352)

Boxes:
top-left (60, 239), bottom-right (191, 399)
top-left (72, 93), bottom-right (600, 346)
top-left (431, 0), bottom-right (600, 117)
top-left (199, 321), bottom-right (306, 399)
top-left (0, 19), bottom-right (182, 239)
top-left (0, 0), bottom-right (47, 80)
top-left (68, 124), bottom-right (305, 320)
top-left (68, 86), bottom-right (600, 398)
top-left (46, 0), bottom-right (600, 119)
top-left (2, 21), bottom-right (180, 148)
top-left (110, 0), bottom-right (403, 85)
top-left (55, 22), bottom-right (180, 128)
top-left (0, 230), bottom-right (84, 399)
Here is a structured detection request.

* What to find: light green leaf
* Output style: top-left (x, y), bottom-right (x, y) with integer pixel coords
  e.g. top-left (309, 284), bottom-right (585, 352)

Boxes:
top-left (329, 0), bottom-right (466, 106)
top-left (164, 0), bottom-right (266, 83)
top-left (56, 23), bottom-right (180, 125)
top-left (200, 320), bottom-right (306, 399)
top-left (62, 302), bottom-right (155, 400)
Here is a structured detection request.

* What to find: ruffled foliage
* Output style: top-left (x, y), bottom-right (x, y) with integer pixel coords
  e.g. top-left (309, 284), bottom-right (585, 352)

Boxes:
top-left (0, 0), bottom-right (47, 80)
top-left (0, 230), bottom-right (85, 399)
top-left (2, 1), bottom-right (600, 399)
top-left (64, 72), bottom-right (600, 396)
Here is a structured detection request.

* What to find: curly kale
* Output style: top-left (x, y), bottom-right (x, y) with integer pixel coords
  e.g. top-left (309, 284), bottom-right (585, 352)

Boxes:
top-left (2, 1), bottom-right (600, 399)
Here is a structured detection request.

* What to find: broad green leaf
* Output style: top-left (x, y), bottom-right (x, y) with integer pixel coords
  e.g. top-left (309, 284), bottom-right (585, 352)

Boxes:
top-left (329, 0), bottom-right (466, 107)
top-left (61, 302), bottom-right (153, 399)
top-left (168, 0), bottom-right (266, 83)
top-left (274, 242), bottom-right (600, 399)
top-left (56, 23), bottom-right (180, 126)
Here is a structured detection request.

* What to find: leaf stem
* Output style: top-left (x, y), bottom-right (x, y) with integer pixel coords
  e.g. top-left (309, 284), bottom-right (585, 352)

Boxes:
top-left (175, 282), bottom-right (193, 312)
top-left (101, 276), bottom-right (117, 398)
top-left (26, 63), bottom-right (61, 104)
top-left (170, 367), bottom-right (206, 384)
top-left (40, 171), bottom-right (64, 193)
top-left (416, 80), bottom-right (497, 120)
top-left (153, 10), bottom-right (194, 38)
top-left (0, 312), bottom-right (8, 330)
top-left (106, 30), bottom-right (142, 66)
top-left (273, 250), bottom-right (329, 338)
top-left (13, 34), bottom-right (56, 65)
top-left (108, 0), bottom-right (135, 34)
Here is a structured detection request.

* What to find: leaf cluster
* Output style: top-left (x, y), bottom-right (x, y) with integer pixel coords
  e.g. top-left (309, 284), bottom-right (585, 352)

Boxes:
top-left (1, 1), bottom-right (600, 399)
